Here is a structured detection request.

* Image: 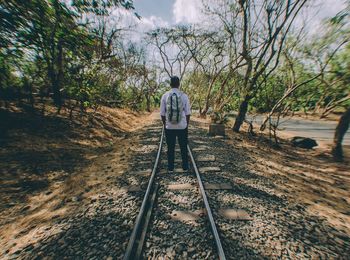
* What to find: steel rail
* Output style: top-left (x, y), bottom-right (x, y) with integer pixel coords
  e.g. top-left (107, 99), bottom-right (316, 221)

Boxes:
top-left (135, 183), bottom-right (159, 258)
top-left (123, 128), bottom-right (164, 260)
top-left (187, 145), bottom-right (227, 260)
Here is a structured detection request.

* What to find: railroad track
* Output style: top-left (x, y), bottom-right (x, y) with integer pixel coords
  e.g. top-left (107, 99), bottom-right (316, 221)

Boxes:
top-left (5, 124), bottom-right (346, 259)
top-left (123, 128), bottom-right (242, 260)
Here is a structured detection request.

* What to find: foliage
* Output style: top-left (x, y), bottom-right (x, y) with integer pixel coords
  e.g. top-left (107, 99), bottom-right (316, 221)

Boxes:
top-left (0, 0), bottom-right (163, 112)
top-left (0, 0), bottom-right (349, 129)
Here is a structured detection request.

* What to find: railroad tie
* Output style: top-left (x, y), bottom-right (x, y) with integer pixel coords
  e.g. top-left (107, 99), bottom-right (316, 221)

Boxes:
top-left (169, 209), bottom-right (252, 222)
top-left (197, 155), bottom-right (216, 162)
top-left (199, 166), bottom-right (221, 173)
top-left (166, 182), bottom-right (233, 190)
top-left (159, 168), bottom-right (188, 174)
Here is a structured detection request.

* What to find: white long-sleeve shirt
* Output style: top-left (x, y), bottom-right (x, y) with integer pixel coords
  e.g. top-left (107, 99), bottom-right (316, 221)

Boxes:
top-left (160, 88), bottom-right (191, 130)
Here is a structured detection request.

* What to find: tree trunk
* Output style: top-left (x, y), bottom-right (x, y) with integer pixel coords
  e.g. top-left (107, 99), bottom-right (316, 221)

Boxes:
top-left (198, 101), bottom-right (207, 118)
top-left (232, 95), bottom-right (250, 132)
top-left (332, 107), bottom-right (350, 162)
top-left (199, 109), bottom-right (207, 118)
top-left (55, 39), bottom-right (63, 111)
top-left (146, 95), bottom-right (151, 112)
top-left (48, 51), bottom-right (62, 110)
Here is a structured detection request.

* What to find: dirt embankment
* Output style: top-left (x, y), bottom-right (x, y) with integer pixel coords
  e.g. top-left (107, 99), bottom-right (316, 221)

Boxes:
top-left (0, 102), bottom-right (156, 257)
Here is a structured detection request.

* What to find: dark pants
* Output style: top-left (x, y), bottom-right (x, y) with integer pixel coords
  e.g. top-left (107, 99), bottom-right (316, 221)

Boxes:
top-left (165, 128), bottom-right (189, 170)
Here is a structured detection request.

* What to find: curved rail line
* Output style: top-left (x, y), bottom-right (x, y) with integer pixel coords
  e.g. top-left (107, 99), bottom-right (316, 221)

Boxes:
top-left (124, 128), bottom-right (227, 260)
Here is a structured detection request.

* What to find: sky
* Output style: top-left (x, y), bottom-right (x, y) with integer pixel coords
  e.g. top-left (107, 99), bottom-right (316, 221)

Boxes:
top-left (110, 0), bottom-right (347, 72)
top-left (128, 0), bottom-right (347, 33)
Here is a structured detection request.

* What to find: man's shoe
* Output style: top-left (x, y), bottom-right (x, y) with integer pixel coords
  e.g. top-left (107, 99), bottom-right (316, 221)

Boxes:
top-left (182, 167), bottom-right (190, 173)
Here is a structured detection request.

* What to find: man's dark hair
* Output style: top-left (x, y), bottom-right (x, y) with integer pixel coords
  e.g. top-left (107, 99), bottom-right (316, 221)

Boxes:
top-left (170, 76), bottom-right (180, 88)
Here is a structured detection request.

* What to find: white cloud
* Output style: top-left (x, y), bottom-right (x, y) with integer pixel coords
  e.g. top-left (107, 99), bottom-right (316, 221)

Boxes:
top-left (109, 8), bottom-right (169, 42)
top-left (294, 0), bottom-right (346, 35)
top-left (138, 15), bottom-right (169, 31)
top-left (108, 0), bottom-right (346, 42)
top-left (171, 0), bottom-right (346, 29)
top-left (316, 0), bottom-right (346, 19)
top-left (173, 0), bottom-right (203, 24)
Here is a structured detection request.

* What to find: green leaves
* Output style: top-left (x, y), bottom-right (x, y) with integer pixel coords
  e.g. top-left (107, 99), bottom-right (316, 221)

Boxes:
top-left (71, 0), bottom-right (135, 15)
top-left (0, 0), bottom-right (141, 109)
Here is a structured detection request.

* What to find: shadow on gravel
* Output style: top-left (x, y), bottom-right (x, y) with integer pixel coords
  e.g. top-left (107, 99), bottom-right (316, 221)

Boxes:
top-left (230, 181), bottom-right (283, 203)
top-left (9, 211), bottom-right (131, 259)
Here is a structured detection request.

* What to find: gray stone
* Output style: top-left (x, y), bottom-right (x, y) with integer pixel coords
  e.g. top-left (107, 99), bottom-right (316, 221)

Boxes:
top-left (188, 247), bottom-right (196, 253)
top-left (291, 136), bottom-right (318, 149)
top-left (208, 123), bottom-right (225, 136)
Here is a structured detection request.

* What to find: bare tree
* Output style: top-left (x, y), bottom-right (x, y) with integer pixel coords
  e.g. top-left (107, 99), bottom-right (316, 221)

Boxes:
top-left (146, 27), bottom-right (194, 80)
top-left (180, 28), bottom-right (236, 116)
top-left (205, 0), bottom-right (308, 132)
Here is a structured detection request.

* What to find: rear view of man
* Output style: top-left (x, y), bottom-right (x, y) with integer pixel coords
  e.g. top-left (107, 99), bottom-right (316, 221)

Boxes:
top-left (160, 76), bottom-right (191, 172)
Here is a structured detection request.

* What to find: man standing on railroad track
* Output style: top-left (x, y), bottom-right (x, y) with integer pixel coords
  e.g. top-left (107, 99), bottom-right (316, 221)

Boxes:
top-left (160, 76), bottom-right (191, 173)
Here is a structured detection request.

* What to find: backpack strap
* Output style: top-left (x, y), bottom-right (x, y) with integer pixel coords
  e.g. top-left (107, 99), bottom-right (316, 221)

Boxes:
top-left (170, 93), bottom-right (174, 122)
top-left (176, 94), bottom-right (179, 122)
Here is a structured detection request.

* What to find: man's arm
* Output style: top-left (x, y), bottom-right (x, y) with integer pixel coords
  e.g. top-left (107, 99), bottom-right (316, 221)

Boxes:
top-left (160, 94), bottom-right (166, 127)
top-left (184, 94), bottom-right (191, 127)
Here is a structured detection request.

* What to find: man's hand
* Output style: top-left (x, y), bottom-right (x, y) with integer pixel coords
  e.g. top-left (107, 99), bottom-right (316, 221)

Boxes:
top-left (186, 115), bottom-right (190, 126)
top-left (161, 116), bottom-right (166, 127)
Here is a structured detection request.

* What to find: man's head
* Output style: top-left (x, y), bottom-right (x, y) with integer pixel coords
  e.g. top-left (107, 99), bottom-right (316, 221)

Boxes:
top-left (170, 76), bottom-right (180, 88)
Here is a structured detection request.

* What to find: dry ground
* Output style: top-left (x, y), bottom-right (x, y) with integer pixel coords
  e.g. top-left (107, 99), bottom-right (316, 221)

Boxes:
top-left (0, 102), bottom-right (156, 258)
top-left (193, 116), bottom-right (350, 237)
top-left (0, 105), bottom-right (349, 259)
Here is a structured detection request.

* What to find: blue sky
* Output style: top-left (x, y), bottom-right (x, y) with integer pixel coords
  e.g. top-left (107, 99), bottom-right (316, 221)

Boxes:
top-left (133, 0), bottom-right (174, 22)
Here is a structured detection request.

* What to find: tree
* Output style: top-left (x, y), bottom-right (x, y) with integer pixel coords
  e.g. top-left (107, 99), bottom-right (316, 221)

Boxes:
top-left (0, 0), bottom-right (135, 110)
top-left (205, 0), bottom-right (308, 132)
top-left (332, 107), bottom-right (350, 161)
top-left (180, 27), bottom-right (237, 116)
top-left (147, 26), bottom-right (195, 80)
